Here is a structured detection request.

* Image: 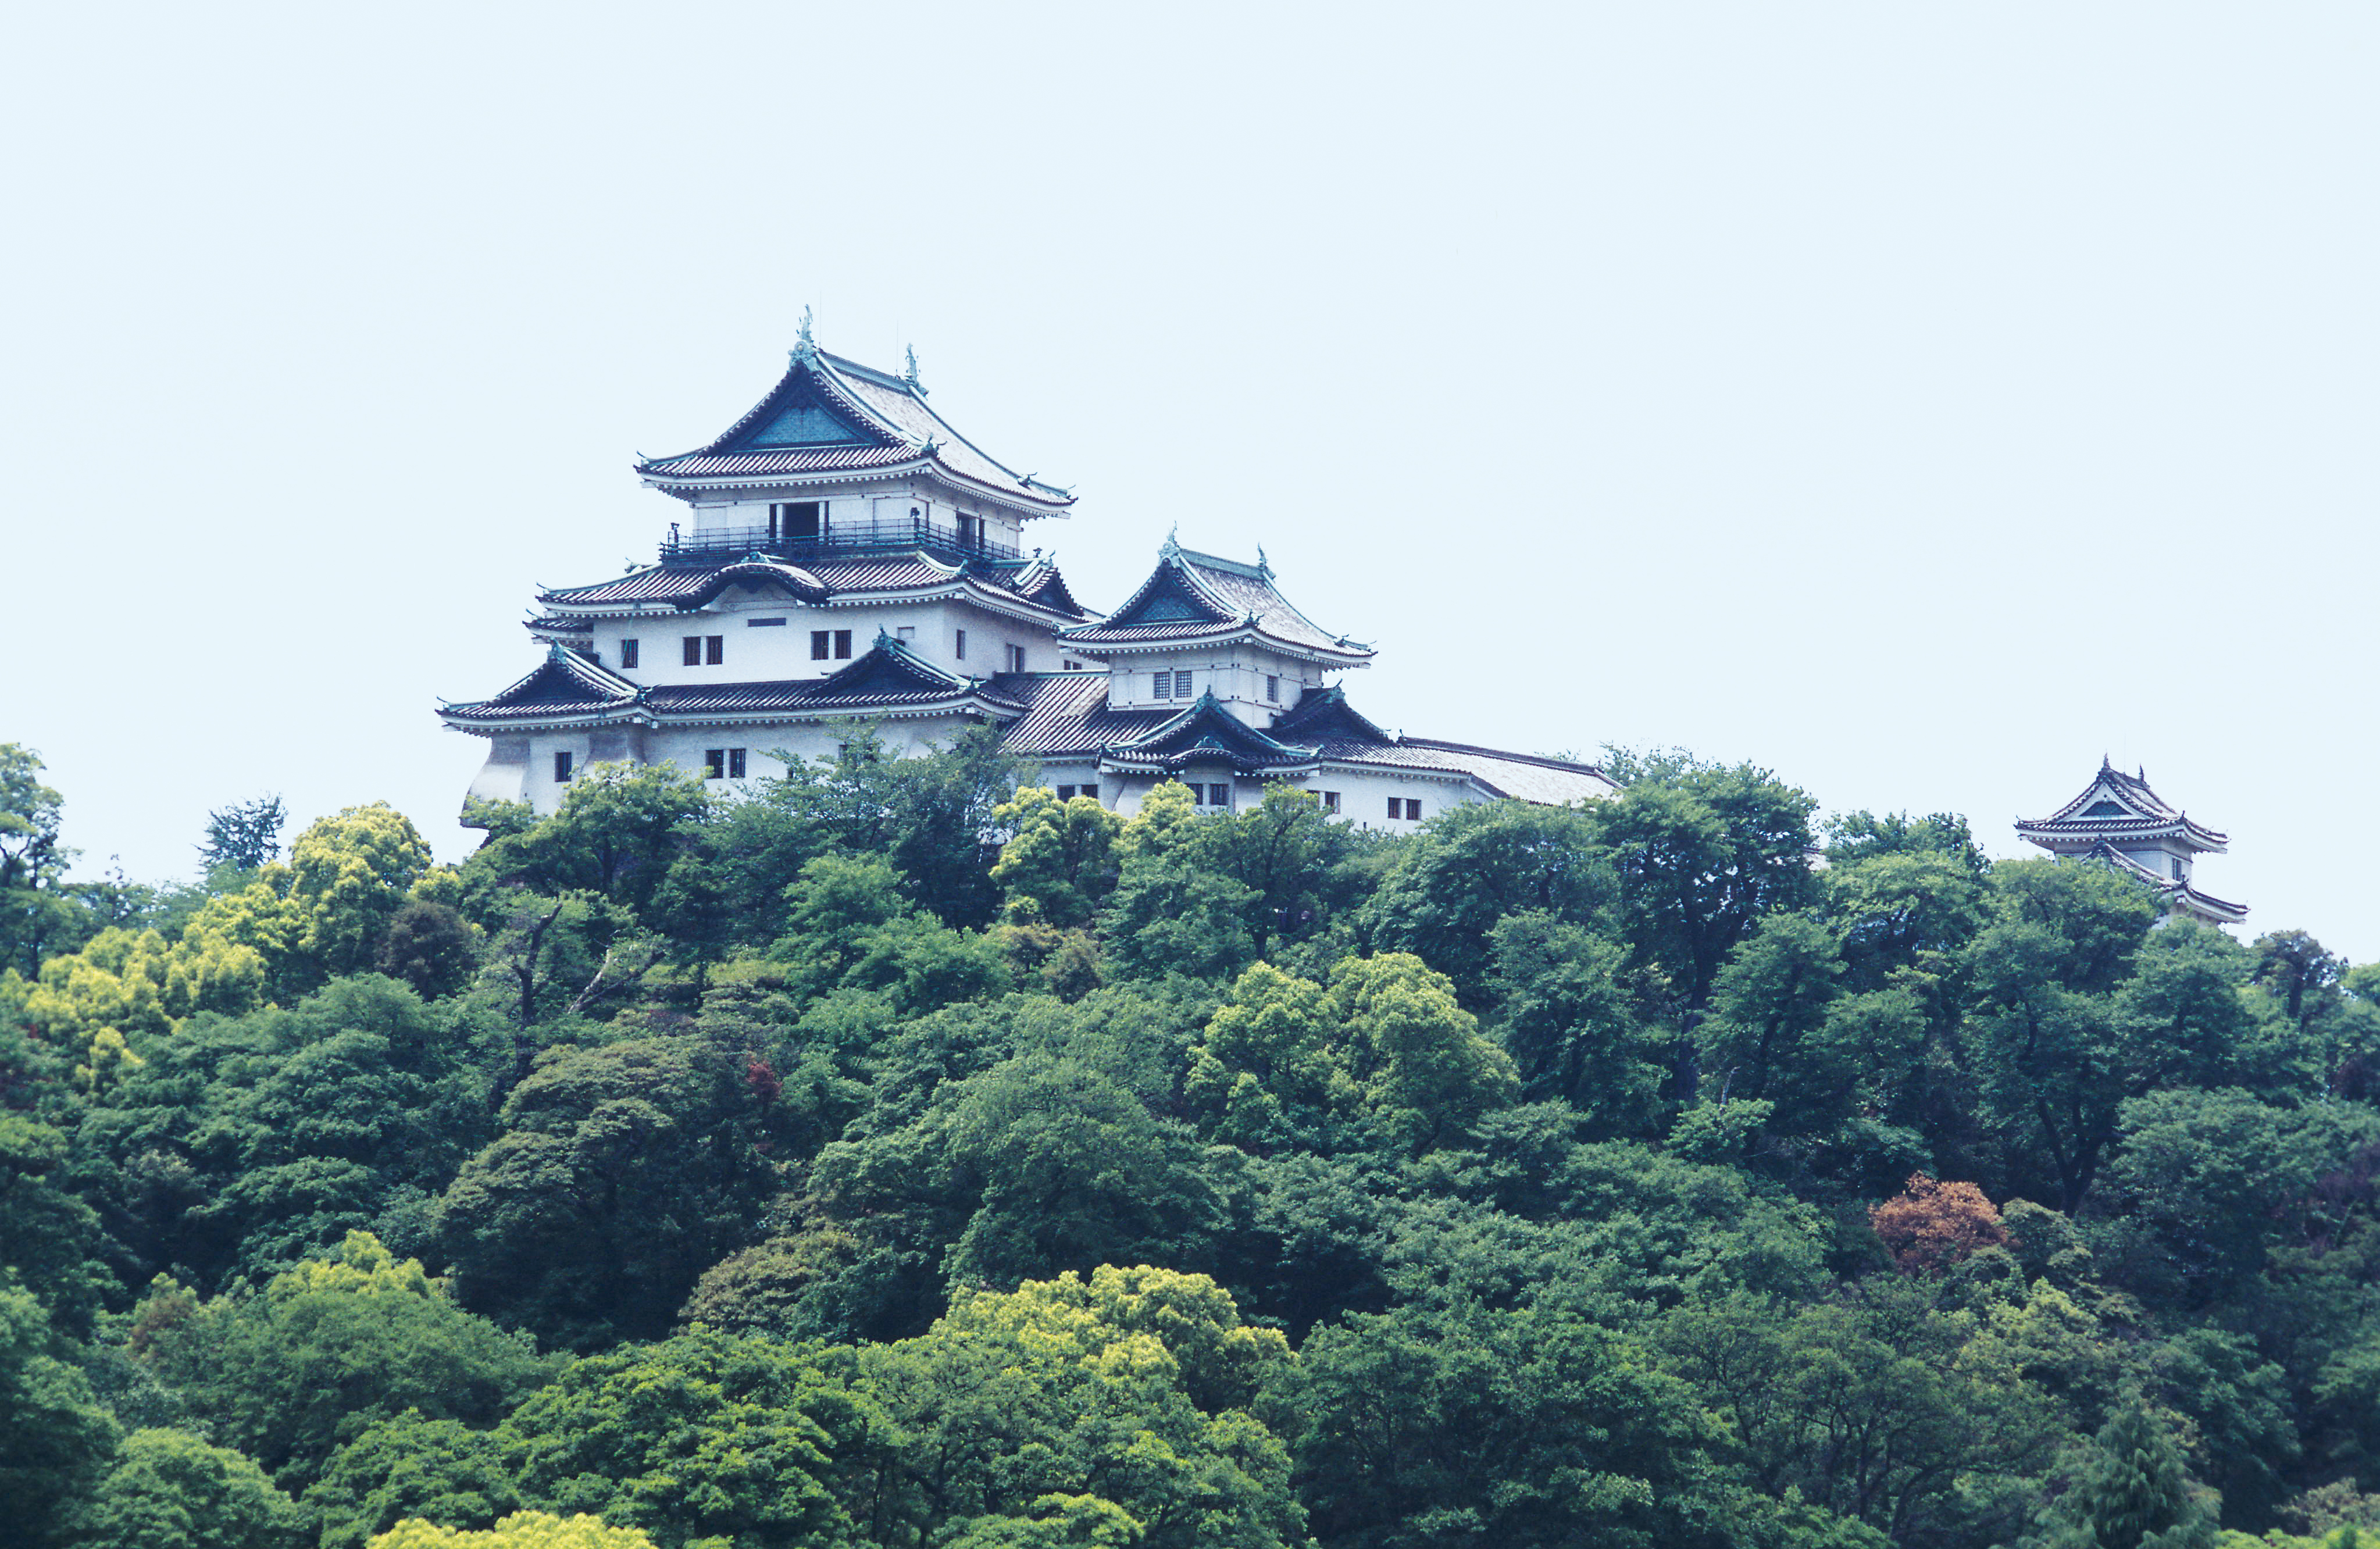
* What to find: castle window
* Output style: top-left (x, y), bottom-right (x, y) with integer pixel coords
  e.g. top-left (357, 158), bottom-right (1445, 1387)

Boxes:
top-left (1389, 797), bottom-right (1421, 820)
top-left (1152, 672), bottom-right (1171, 700)
top-left (958, 513), bottom-right (982, 548)
top-left (955, 629), bottom-right (968, 661)
top-left (1057, 785), bottom-right (1076, 800)
top-left (1322, 791), bottom-right (1340, 812)
top-left (770, 502), bottom-right (820, 541)
top-left (554, 751), bottom-right (573, 783)
top-left (748, 616), bottom-right (786, 628)
top-left (1266, 674), bottom-right (1280, 703)
top-left (1005, 644), bottom-right (1027, 673)
top-left (834, 630), bottom-right (852, 659)
top-left (620, 638), bottom-right (639, 669)
top-left (704, 749), bottom-right (725, 780)
top-left (897, 626), bottom-right (916, 642)
top-left (729, 748), bottom-right (747, 779)
top-left (706, 636), bottom-right (724, 665)
top-left (1175, 670), bottom-right (1194, 698)
top-left (1082, 783), bottom-right (1099, 801)
top-left (811, 630), bottom-right (830, 660)
top-left (2171, 856), bottom-right (2186, 880)
top-left (683, 636), bottom-right (702, 666)
top-left (1063, 659), bottom-right (1082, 671)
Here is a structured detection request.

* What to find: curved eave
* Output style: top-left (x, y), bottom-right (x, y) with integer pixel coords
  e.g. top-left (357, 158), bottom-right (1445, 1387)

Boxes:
top-left (2017, 819), bottom-right (2228, 854)
top-left (1098, 752), bottom-right (1322, 780)
top-left (437, 704), bottom-right (646, 736)
top-left (1055, 623), bottom-right (1375, 669)
top-left (637, 454), bottom-right (1075, 520)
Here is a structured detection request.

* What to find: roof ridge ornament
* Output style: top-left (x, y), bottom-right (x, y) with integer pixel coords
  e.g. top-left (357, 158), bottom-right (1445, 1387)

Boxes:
top-left (903, 345), bottom-right (925, 396)
top-left (1256, 545), bottom-right (1273, 579)
top-left (792, 306), bottom-right (816, 363)
top-left (1160, 525), bottom-right (1180, 560)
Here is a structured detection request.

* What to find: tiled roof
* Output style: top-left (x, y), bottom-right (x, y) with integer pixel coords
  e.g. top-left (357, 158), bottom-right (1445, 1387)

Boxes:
top-left (989, 673), bottom-right (1171, 756)
top-left (1358, 740), bottom-right (1616, 805)
top-left (636, 348), bottom-right (1073, 513)
top-left (535, 551), bottom-right (1084, 620)
top-left (444, 651), bottom-right (638, 722)
top-left (1058, 542), bottom-right (1372, 661)
top-left (1270, 684), bottom-right (1394, 747)
top-left (800, 636), bottom-right (1024, 710)
top-left (1102, 693), bottom-right (1319, 775)
top-left (524, 615), bottom-right (593, 636)
top-left (2017, 758), bottom-right (2228, 851)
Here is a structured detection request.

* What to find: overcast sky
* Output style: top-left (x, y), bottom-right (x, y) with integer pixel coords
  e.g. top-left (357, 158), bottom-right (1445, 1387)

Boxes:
top-left (4, 5), bottom-right (2373, 955)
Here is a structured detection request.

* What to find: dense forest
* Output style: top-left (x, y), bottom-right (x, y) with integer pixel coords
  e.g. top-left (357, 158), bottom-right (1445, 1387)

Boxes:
top-left (5, 730), bottom-right (2380, 1549)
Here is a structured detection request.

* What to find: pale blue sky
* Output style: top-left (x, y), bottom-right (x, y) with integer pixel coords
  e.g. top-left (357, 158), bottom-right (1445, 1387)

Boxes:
top-left (4, 6), bottom-right (2373, 955)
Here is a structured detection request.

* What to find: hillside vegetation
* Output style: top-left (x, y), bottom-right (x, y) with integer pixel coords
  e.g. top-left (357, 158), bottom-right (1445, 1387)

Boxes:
top-left (6, 732), bottom-right (2380, 1549)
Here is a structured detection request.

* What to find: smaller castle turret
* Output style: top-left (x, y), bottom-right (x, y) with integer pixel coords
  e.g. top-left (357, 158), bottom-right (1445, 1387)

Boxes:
top-left (2016, 759), bottom-right (2247, 926)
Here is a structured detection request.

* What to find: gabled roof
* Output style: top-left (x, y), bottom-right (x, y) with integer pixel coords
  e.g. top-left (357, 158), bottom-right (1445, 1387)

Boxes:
top-left (1269, 684), bottom-right (1395, 749)
top-left (1098, 693), bottom-right (1321, 777)
top-left (633, 342), bottom-right (1074, 516)
top-left (800, 633), bottom-right (1017, 709)
top-left (1057, 540), bottom-right (1373, 665)
top-left (2017, 757), bottom-right (2229, 853)
top-left (440, 648), bottom-right (639, 725)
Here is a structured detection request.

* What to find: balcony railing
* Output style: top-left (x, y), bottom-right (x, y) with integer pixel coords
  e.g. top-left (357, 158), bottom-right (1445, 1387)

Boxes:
top-left (661, 517), bottom-right (1023, 566)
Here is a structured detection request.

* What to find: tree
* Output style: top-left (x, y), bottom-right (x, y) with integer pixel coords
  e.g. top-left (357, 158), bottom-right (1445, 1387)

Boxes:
top-left (1869, 1173), bottom-right (2009, 1276)
top-left (1589, 749), bottom-right (1821, 1014)
top-left (67, 1427), bottom-right (305, 1549)
top-left (376, 899), bottom-right (479, 1000)
top-left (991, 787), bottom-right (1121, 927)
top-left (1272, 1297), bottom-right (1812, 1549)
top-left (0, 1282), bottom-right (122, 1547)
top-left (2033, 1405), bottom-right (2218, 1549)
top-left (369, 1515), bottom-right (656, 1549)
top-left (0, 743), bottom-right (77, 977)
top-left (290, 804), bottom-right (437, 981)
top-left (1486, 912), bottom-right (1664, 1133)
top-left (851, 1267), bottom-right (1304, 1549)
top-left (436, 1034), bottom-right (781, 1348)
top-left (1361, 800), bottom-right (1611, 1007)
top-left (138, 1231), bottom-right (555, 1491)
top-left (201, 795), bottom-right (289, 873)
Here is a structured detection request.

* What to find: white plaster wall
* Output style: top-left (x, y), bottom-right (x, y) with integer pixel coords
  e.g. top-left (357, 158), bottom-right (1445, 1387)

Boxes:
top-left (1102, 647), bottom-right (1330, 723)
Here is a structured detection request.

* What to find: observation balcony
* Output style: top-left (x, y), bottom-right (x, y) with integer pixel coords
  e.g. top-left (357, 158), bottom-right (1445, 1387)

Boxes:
top-left (661, 516), bottom-right (1025, 568)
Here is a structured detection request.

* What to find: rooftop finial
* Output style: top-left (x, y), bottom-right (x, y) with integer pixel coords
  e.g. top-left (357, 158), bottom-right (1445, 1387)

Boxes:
top-left (903, 345), bottom-right (924, 394)
top-left (1161, 524), bottom-right (1180, 559)
top-left (1256, 544), bottom-right (1272, 578)
top-left (793, 305), bottom-right (816, 361)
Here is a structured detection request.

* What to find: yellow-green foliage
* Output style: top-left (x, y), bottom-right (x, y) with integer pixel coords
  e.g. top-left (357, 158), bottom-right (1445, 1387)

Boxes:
top-left (290, 802), bottom-right (434, 976)
top-left (991, 786), bottom-right (1122, 927)
top-left (370, 1511), bottom-right (657, 1549)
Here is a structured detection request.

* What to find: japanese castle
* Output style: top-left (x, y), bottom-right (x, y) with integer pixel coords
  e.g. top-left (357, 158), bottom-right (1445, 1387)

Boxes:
top-left (438, 330), bottom-right (1613, 825)
top-left (2017, 760), bottom-right (2247, 926)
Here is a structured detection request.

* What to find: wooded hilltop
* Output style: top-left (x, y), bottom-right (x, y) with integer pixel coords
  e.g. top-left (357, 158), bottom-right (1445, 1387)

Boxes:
top-left (5, 733), bottom-right (2378, 1549)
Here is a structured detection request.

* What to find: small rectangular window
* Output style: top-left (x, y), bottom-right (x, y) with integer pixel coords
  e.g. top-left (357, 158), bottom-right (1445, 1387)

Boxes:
top-left (1407, 798), bottom-right (1425, 820)
top-left (706, 636), bottom-right (723, 665)
top-left (683, 636), bottom-right (702, 666)
top-left (1174, 670), bottom-right (1193, 698)
top-left (1266, 674), bottom-right (1280, 703)
top-left (2171, 856), bottom-right (2186, 880)
top-left (620, 638), bottom-right (639, 669)
top-left (1005, 644), bottom-right (1026, 673)
top-left (897, 626), bottom-right (916, 643)
top-left (747, 616), bottom-right (786, 628)
top-left (1151, 672), bottom-right (1171, 699)
top-left (811, 630), bottom-right (831, 661)
top-left (554, 751), bottom-right (573, 783)
top-left (771, 501), bottom-right (821, 540)
top-left (704, 749), bottom-right (725, 780)
top-left (728, 748), bottom-right (747, 779)
top-left (1063, 659), bottom-right (1082, 671)
top-left (1322, 790), bottom-right (1340, 812)
top-left (1056, 785), bottom-right (1076, 801)
top-left (833, 630), bottom-right (852, 659)
top-left (954, 629), bottom-right (968, 661)
top-left (1082, 783), bottom-right (1099, 802)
